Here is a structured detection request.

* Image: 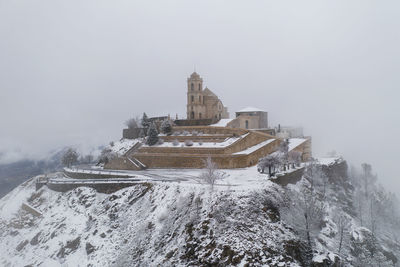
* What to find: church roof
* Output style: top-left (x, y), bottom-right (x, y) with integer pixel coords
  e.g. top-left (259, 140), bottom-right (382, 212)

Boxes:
top-left (237, 107), bottom-right (265, 113)
top-left (203, 87), bottom-right (217, 97)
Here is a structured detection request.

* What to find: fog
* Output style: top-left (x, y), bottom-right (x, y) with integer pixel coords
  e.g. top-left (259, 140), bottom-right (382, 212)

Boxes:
top-left (0, 0), bottom-right (399, 192)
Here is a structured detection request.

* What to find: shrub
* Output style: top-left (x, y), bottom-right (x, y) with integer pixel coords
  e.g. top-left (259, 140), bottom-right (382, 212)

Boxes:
top-left (185, 140), bottom-right (193, 146)
top-left (157, 139), bottom-right (164, 145)
top-left (172, 139), bottom-right (179, 146)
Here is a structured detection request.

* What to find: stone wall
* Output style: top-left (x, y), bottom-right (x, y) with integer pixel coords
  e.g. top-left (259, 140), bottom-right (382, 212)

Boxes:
top-left (173, 126), bottom-right (248, 136)
top-left (160, 135), bottom-right (233, 143)
top-left (271, 167), bottom-right (305, 186)
top-left (139, 131), bottom-right (273, 155)
top-left (105, 157), bottom-right (142, 171)
top-left (291, 137), bottom-right (312, 161)
top-left (122, 128), bottom-right (143, 139)
top-left (174, 119), bottom-right (215, 126)
top-left (127, 138), bottom-right (280, 169)
top-left (227, 115), bottom-right (260, 129)
top-left (64, 168), bottom-right (133, 179)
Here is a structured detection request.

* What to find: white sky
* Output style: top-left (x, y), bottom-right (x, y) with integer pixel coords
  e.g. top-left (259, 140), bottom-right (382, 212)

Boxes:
top-left (0, 0), bottom-right (399, 192)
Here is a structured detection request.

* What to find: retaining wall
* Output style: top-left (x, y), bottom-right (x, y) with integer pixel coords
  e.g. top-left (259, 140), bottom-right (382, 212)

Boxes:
top-left (138, 131), bottom-right (274, 155)
top-left (125, 138), bottom-right (280, 169)
top-left (64, 168), bottom-right (134, 179)
top-left (160, 135), bottom-right (233, 143)
top-left (271, 167), bottom-right (305, 186)
top-left (47, 182), bottom-right (145, 194)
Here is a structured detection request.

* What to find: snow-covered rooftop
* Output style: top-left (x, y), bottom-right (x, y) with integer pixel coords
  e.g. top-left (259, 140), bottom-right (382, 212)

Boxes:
top-left (237, 107), bottom-right (265, 113)
top-left (288, 138), bottom-right (308, 151)
top-left (211, 118), bottom-right (234, 127)
top-left (234, 139), bottom-right (275, 155)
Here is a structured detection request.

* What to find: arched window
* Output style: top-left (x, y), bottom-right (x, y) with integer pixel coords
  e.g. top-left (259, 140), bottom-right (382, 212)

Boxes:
top-left (191, 95), bottom-right (194, 103)
top-left (198, 84), bottom-right (201, 90)
top-left (245, 120), bottom-right (249, 129)
top-left (191, 112), bottom-right (195, 119)
top-left (191, 83), bottom-right (194, 90)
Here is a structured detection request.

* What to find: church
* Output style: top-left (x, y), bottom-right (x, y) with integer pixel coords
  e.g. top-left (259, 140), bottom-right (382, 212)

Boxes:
top-left (186, 72), bottom-right (229, 121)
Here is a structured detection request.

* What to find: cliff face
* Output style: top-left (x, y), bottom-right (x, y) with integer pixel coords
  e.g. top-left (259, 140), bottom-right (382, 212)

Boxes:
top-left (0, 160), bottom-right (399, 267)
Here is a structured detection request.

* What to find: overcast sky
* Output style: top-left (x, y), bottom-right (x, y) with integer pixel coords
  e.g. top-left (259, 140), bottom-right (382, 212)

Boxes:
top-left (0, 0), bottom-right (399, 192)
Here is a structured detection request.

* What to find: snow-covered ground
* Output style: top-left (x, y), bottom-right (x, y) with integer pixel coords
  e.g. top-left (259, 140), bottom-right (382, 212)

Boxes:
top-left (108, 139), bottom-right (140, 155)
top-left (0, 168), bottom-right (299, 266)
top-left (144, 133), bottom-right (249, 148)
top-left (316, 157), bottom-right (342, 166)
top-left (64, 167), bottom-right (136, 177)
top-left (1, 158), bottom-right (399, 266)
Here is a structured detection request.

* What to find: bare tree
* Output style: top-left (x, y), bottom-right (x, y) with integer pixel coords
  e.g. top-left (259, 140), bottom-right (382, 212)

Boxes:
top-left (125, 116), bottom-right (139, 129)
top-left (334, 211), bottom-right (351, 254)
top-left (282, 185), bottom-right (325, 250)
top-left (98, 148), bottom-right (117, 165)
top-left (288, 150), bottom-right (302, 168)
top-left (361, 163), bottom-right (377, 200)
top-left (62, 148), bottom-right (79, 167)
top-left (279, 139), bottom-right (290, 170)
top-left (198, 157), bottom-right (226, 191)
top-left (258, 154), bottom-right (280, 177)
top-left (80, 154), bottom-right (94, 164)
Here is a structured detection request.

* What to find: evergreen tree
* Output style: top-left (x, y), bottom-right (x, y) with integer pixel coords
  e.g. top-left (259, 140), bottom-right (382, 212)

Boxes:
top-left (141, 112), bottom-right (150, 134)
top-left (160, 120), bottom-right (172, 135)
top-left (146, 123), bottom-right (159, 146)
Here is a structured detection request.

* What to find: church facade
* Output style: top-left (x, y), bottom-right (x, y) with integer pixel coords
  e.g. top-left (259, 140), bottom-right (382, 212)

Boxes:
top-left (186, 72), bottom-right (229, 121)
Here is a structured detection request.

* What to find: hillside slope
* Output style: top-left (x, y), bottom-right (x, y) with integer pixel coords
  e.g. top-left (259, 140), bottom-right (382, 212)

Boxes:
top-left (0, 160), bottom-right (399, 266)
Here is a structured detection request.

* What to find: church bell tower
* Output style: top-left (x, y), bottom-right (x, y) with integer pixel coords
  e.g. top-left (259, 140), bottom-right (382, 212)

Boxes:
top-left (187, 72), bottom-right (205, 120)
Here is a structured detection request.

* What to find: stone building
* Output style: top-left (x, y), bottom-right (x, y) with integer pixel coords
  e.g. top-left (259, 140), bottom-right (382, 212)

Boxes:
top-left (227, 107), bottom-right (268, 130)
top-left (186, 72), bottom-right (229, 121)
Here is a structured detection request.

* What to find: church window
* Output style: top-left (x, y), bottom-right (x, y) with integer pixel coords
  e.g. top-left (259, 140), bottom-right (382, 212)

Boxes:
top-left (198, 84), bottom-right (201, 90)
top-left (191, 83), bottom-right (194, 90)
top-left (199, 96), bottom-right (201, 103)
top-left (191, 95), bottom-right (194, 103)
top-left (191, 112), bottom-right (195, 119)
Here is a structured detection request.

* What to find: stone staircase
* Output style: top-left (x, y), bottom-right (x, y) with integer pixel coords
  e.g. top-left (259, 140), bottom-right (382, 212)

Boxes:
top-left (127, 157), bottom-right (147, 170)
